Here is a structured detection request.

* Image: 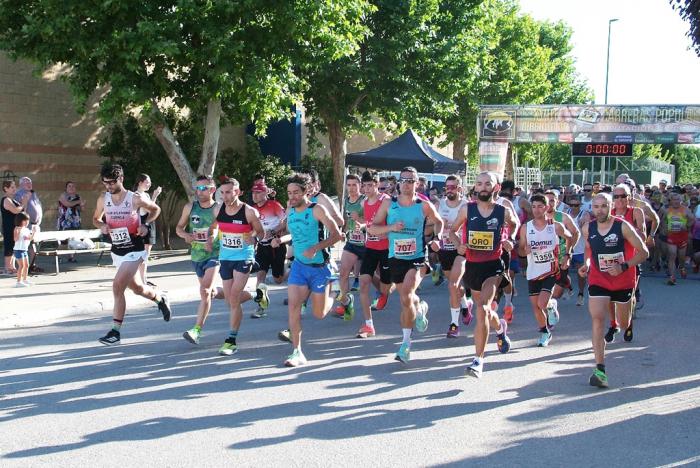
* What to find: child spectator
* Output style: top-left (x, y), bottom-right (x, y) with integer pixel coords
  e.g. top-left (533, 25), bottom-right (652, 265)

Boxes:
top-left (13, 212), bottom-right (35, 287)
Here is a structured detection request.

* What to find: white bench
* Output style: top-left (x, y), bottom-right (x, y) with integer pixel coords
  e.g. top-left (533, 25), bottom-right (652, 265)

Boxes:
top-left (33, 229), bottom-right (111, 274)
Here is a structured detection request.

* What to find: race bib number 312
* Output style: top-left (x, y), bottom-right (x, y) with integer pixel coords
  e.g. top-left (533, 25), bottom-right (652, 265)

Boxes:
top-left (109, 227), bottom-right (130, 246)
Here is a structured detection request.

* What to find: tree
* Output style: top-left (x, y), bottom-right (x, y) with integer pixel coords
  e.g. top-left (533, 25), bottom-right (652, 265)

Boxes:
top-left (671, 0), bottom-right (700, 57)
top-left (300, 0), bottom-right (483, 197)
top-left (0, 0), bottom-right (371, 197)
top-left (673, 145), bottom-right (700, 183)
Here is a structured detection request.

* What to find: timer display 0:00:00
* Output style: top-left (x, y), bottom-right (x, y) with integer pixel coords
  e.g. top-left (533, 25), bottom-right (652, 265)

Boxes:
top-left (585, 144), bottom-right (627, 155)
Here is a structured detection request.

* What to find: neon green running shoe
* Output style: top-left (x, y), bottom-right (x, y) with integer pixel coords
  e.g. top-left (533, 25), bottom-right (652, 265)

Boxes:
top-left (589, 368), bottom-right (608, 388)
top-left (255, 283), bottom-right (270, 309)
top-left (343, 295), bottom-right (355, 321)
top-left (218, 337), bottom-right (238, 356)
top-left (183, 327), bottom-right (201, 345)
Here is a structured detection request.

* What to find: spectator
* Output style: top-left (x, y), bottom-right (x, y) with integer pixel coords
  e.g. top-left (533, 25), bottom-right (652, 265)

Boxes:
top-left (2, 180), bottom-right (30, 274)
top-left (57, 181), bottom-right (86, 263)
top-left (134, 174), bottom-right (162, 284)
top-left (14, 177), bottom-right (43, 272)
top-left (13, 212), bottom-right (35, 287)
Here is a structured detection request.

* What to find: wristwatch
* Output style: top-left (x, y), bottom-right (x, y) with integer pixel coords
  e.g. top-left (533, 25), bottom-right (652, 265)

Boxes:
top-left (620, 262), bottom-right (630, 272)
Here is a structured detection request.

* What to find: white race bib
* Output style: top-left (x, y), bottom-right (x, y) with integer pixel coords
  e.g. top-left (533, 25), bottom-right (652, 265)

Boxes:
top-left (598, 252), bottom-right (625, 270)
top-left (222, 232), bottom-right (244, 249)
top-left (348, 230), bottom-right (364, 244)
top-left (192, 228), bottom-right (209, 242)
top-left (532, 249), bottom-right (555, 264)
top-left (393, 238), bottom-right (417, 257)
top-left (109, 227), bottom-right (130, 246)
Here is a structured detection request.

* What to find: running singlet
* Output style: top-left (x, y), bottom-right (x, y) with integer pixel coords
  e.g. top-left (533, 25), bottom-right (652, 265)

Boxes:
top-left (364, 194), bottom-right (389, 251)
top-left (344, 195), bottom-right (366, 246)
top-left (438, 198), bottom-right (467, 251)
top-left (552, 211), bottom-right (568, 262)
top-left (288, 203), bottom-right (328, 264)
top-left (525, 220), bottom-right (559, 280)
top-left (217, 204), bottom-right (255, 262)
top-left (613, 206), bottom-right (635, 225)
top-left (588, 218), bottom-right (636, 290)
top-left (666, 209), bottom-right (688, 233)
top-left (104, 191), bottom-right (144, 256)
top-left (256, 199), bottom-right (285, 245)
top-left (387, 197), bottom-right (425, 260)
top-left (572, 210), bottom-right (586, 255)
top-left (189, 201), bottom-right (219, 262)
top-left (462, 202), bottom-right (506, 263)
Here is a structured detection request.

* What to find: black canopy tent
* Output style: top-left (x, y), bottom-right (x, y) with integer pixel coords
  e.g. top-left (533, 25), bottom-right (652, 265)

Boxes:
top-left (345, 129), bottom-right (466, 174)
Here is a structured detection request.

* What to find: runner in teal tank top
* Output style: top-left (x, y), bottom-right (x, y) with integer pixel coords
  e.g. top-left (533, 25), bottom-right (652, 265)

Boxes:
top-left (367, 166), bottom-right (444, 364)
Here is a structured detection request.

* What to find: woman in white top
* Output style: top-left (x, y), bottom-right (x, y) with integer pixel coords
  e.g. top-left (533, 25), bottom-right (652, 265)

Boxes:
top-left (134, 174), bottom-right (162, 283)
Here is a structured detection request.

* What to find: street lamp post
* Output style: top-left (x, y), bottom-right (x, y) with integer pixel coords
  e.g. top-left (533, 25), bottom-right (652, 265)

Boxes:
top-left (601, 18), bottom-right (619, 184)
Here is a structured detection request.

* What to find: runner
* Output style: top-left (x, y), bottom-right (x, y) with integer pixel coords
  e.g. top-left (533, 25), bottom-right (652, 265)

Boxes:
top-left (251, 180), bottom-right (286, 317)
top-left (449, 171), bottom-right (518, 379)
top-left (333, 174), bottom-right (365, 320)
top-left (93, 164), bottom-right (172, 345)
top-left (176, 175), bottom-right (225, 344)
top-left (518, 194), bottom-right (572, 347)
top-left (367, 166), bottom-right (444, 363)
top-left (494, 180), bottom-right (521, 323)
top-left (658, 192), bottom-right (695, 285)
top-left (271, 173), bottom-right (342, 366)
top-left (567, 194), bottom-right (590, 306)
top-left (578, 193), bottom-right (648, 388)
top-left (356, 170), bottom-right (392, 338)
top-left (208, 178), bottom-right (266, 356)
top-left (437, 175), bottom-right (471, 338)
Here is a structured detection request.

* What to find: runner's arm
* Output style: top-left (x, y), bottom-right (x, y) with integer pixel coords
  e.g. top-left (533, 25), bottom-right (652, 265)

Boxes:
top-left (308, 204), bottom-right (342, 255)
top-left (366, 199), bottom-right (395, 237)
top-left (503, 204), bottom-right (519, 240)
top-left (449, 206), bottom-right (468, 255)
top-left (246, 206), bottom-right (266, 241)
top-left (517, 224), bottom-right (529, 256)
top-left (620, 221), bottom-right (649, 269)
top-left (175, 202), bottom-right (194, 243)
top-left (92, 194), bottom-right (107, 232)
top-left (134, 192), bottom-right (161, 224)
top-left (633, 207), bottom-right (646, 238)
top-left (562, 212), bottom-right (580, 254)
top-left (316, 192), bottom-right (344, 228)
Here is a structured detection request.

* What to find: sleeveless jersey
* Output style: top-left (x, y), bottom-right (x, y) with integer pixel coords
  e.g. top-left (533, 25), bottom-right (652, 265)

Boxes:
top-left (525, 220), bottom-right (559, 280)
top-left (256, 199), bottom-right (285, 245)
top-left (552, 211), bottom-right (568, 262)
top-left (364, 194), bottom-right (389, 251)
top-left (572, 210), bottom-right (586, 255)
top-left (344, 195), bottom-right (366, 246)
top-left (438, 198), bottom-right (467, 251)
top-left (288, 203), bottom-right (328, 264)
top-left (588, 219), bottom-right (636, 290)
top-left (463, 202), bottom-right (506, 263)
top-left (104, 191), bottom-right (144, 255)
top-left (217, 203), bottom-right (255, 262)
top-left (387, 197), bottom-right (426, 260)
top-left (189, 201), bottom-right (219, 262)
top-left (666, 208), bottom-right (688, 233)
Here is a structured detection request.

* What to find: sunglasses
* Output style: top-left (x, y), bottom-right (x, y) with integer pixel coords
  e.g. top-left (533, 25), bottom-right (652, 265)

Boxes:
top-left (613, 194), bottom-right (628, 199)
top-left (194, 185), bottom-right (212, 191)
top-left (399, 178), bottom-right (416, 184)
top-left (102, 179), bottom-right (118, 186)
top-left (445, 185), bottom-right (459, 190)
top-left (583, 189), bottom-right (592, 192)
top-left (569, 203), bottom-right (581, 207)
top-left (378, 187), bottom-right (387, 191)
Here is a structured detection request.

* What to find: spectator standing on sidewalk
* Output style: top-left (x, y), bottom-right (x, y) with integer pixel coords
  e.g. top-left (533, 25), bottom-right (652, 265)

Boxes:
top-left (2, 180), bottom-right (30, 274)
top-left (14, 177), bottom-right (43, 273)
top-left (57, 181), bottom-right (86, 263)
top-left (134, 174), bottom-right (162, 284)
top-left (13, 212), bottom-right (36, 287)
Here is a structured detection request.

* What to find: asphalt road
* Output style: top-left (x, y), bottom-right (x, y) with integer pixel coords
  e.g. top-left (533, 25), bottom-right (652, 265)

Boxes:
top-left (1, 271), bottom-right (699, 467)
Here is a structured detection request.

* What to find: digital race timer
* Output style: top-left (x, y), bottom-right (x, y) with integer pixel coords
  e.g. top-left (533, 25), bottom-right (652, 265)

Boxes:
top-left (571, 142), bottom-right (634, 157)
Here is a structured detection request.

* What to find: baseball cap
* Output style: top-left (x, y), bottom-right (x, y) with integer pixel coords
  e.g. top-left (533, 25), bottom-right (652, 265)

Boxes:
top-left (251, 182), bottom-right (269, 193)
top-left (659, 179), bottom-right (668, 184)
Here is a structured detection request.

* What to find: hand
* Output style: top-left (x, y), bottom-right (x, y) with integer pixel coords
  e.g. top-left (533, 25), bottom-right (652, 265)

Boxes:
top-left (21, 192), bottom-right (31, 203)
top-left (340, 232), bottom-right (347, 242)
top-left (578, 264), bottom-right (589, 277)
top-left (350, 212), bottom-right (360, 221)
top-left (645, 235), bottom-right (655, 248)
top-left (100, 224), bottom-right (110, 235)
top-left (271, 238), bottom-right (281, 248)
top-left (457, 243), bottom-right (467, 256)
top-left (153, 186), bottom-right (163, 197)
top-left (205, 238), bottom-right (213, 252)
top-left (184, 233), bottom-right (194, 244)
top-left (429, 239), bottom-right (440, 252)
top-left (244, 233), bottom-right (257, 245)
top-left (392, 221), bottom-right (405, 232)
top-left (302, 247), bottom-right (316, 259)
top-left (561, 255), bottom-right (571, 270)
top-left (605, 263), bottom-right (623, 277)
top-left (502, 239), bottom-right (514, 252)
top-left (137, 225), bottom-right (148, 237)
top-left (80, 200), bottom-right (86, 207)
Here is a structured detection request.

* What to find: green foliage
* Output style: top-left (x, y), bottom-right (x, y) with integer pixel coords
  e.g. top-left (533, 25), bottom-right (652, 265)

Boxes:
top-left (299, 154), bottom-right (337, 197)
top-left (215, 136), bottom-right (294, 205)
top-left (672, 145), bottom-right (700, 183)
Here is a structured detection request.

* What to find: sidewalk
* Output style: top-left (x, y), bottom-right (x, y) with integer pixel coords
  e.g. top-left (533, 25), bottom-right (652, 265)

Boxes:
top-left (0, 249), bottom-right (257, 328)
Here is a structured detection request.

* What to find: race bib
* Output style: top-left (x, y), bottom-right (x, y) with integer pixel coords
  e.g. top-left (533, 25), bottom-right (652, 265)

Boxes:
top-left (467, 230), bottom-right (494, 251)
top-left (222, 232), bottom-right (244, 249)
top-left (532, 249), bottom-right (556, 264)
top-left (393, 238), bottom-right (417, 257)
top-left (670, 220), bottom-right (683, 232)
top-left (348, 230), bottom-right (364, 244)
top-left (441, 239), bottom-right (456, 251)
top-left (192, 228), bottom-right (209, 242)
top-left (598, 252), bottom-right (625, 271)
top-left (109, 227), bottom-right (130, 246)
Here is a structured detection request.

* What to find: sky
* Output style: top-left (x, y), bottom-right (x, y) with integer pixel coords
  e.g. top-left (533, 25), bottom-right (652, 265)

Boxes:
top-left (519, 0), bottom-right (700, 105)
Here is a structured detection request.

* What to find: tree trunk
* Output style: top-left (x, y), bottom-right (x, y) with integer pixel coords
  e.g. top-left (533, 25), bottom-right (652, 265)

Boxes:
top-left (156, 191), bottom-right (184, 250)
top-left (197, 99), bottom-right (222, 177)
top-left (327, 118), bottom-right (347, 208)
top-left (452, 131), bottom-right (467, 161)
top-left (505, 144), bottom-right (514, 181)
top-left (153, 117), bottom-right (196, 199)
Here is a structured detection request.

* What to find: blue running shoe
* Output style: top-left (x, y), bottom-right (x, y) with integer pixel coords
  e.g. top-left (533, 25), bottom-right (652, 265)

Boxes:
top-left (395, 343), bottom-right (411, 363)
top-left (415, 300), bottom-right (429, 332)
top-left (496, 319), bottom-right (511, 353)
top-left (537, 329), bottom-right (552, 347)
top-left (546, 299), bottom-right (559, 327)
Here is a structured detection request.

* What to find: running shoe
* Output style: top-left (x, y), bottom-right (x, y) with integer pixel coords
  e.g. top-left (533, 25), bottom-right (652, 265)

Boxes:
top-left (624, 325), bottom-right (633, 342)
top-left (415, 300), bottom-right (429, 333)
top-left (373, 293), bottom-right (388, 311)
top-left (356, 324), bottom-right (376, 338)
top-left (183, 327), bottom-right (201, 345)
top-left (284, 348), bottom-right (307, 367)
top-left (503, 304), bottom-right (514, 324)
top-left (496, 319), bottom-right (511, 353)
top-left (567, 288), bottom-right (575, 298)
top-left (680, 267), bottom-right (687, 279)
top-left (589, 368), bottom-right (609, 388)
top-left (250, 306), bottom-right (267, 319)
top-left (465, 358), bottom-right (483, 379)
top-left (218, 337), bottom-right (238, 356)
top-left (446, 323), bottom-right (459, 339)
top-left (604, 326), bottom-right (620, 344)
top-left (576, 293), bottom-right (584, 307)
top-left (461, 302), bottom-right (473, 326)
top-left (98, 329), bottom-right (120, 346)
top-left (157, 294), bottom-right (172, 322)
top-left (351, 277), bottom-right (360, 291)
top-left (15, 282), bottom-right (28, 288)
top-left (343, 295), bottom-right (355, 321)
top-left (394, 342), bottom-right (410, 363)
top-left (301, 302), bottom-right (307, 316)
top-left (537, 329), bottom-right (552, 347)
top-left (667, 276), bottom-right (676, 286)
top-left (431, 264), bottom-right (441, 285)
top-left (254, 283), bottom-right (270, 309)
top-left (546, 299), bottom-right (559, 328)
top-left (283, 298), bottom-right (289, 306)
top-left (278, 328), bottom-right (292, 343)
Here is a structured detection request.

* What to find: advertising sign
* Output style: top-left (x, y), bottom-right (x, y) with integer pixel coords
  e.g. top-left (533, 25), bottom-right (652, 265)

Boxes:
top-left (478, 141), bottom-right (508, 177)
top-left (478, 105), bottom-right (700, 144)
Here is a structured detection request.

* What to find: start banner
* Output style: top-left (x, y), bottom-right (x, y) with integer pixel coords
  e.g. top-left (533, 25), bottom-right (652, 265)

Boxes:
top-left (478, 104), bottom-right (700, 144)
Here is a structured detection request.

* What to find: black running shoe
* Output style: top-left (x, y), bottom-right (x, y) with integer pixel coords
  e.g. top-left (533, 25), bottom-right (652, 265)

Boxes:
top-left (624, 326), bottom-right (633, 342)
top-left (158, 295), bottom-right (172, 322)
top-left (99, 329), bottom-right (121, 346)
top-left (278, 328), bottom-right (291, 343)
top-left (604, 326), bottom-right (620, 344)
